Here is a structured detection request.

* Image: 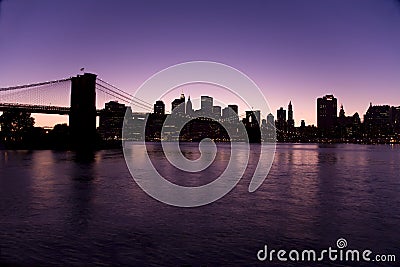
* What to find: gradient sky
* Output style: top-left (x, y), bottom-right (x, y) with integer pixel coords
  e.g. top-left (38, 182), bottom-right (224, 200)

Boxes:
top-left (1, 0), bottom-right (399, 127)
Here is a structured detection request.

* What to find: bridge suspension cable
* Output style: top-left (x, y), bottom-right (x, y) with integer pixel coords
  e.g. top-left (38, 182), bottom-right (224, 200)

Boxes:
top-left (96, 87), bottom-right (148, 110)
top-left (96, 78), bottom-right (152, 106)
top-left (0, 77), bottom-right (71, 108)
top-left (0, 78), bottom-right (71, 92)
top-left (95, 81), bottom-right (153, 112)
top-left (95, 83), bottom-right (153, 112)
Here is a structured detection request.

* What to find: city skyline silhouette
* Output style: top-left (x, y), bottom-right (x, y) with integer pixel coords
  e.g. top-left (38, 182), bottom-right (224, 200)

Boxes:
top-left (2, 73), bottom-right (399, 148)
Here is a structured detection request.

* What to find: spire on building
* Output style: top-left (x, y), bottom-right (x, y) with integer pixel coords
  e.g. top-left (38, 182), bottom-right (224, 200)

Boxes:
top-left (339, 104), bottom-right (345, 117)
top-left (287, 101), bottom-right (294, 131)
top-left (186, 94), bottom-right (193, 115)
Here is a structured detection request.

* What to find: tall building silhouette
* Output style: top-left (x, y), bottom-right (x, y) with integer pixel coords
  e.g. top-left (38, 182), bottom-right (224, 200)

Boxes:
top-left (287, 101), bottom-right (295, 133)
top-left (363, 103), bottom-right (391, 137)
top-left (186, 96), bottom-right (194, 115)
top-left (267, 113), bottom-right (275, 127)
top-left (154, 100), bottom-right (165, 115)
top-left (264, 113), bottom-right (276, 142)
top-left (337, 105), bottom-right (361, 139)
top-left (228, 105), bottom-right (238, 115)
top-left (212, 106), bottom-right (221, 118)
top-left (391, 106), bottom-right (400, 133)
top-left (98, 101), bottom-right (127, 140)
top-left (317, 94), bottom-right (337, 133)
top-left (276, 107), bottom-right (287, 133)
top-left (339, 104), bottom-right (345, 118)
top-left (222, 107), bottom-right (230, 119)
top-left (172, 93), bottom-right (185, 114)
top-left (222, 104), bottom-right (238, 122)
top-left (201, 96), bottom-right (213, 115)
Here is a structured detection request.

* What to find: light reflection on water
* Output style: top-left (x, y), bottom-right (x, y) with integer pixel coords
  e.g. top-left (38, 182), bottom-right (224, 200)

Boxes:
top-left (0, 143), bottom-right (399, 266)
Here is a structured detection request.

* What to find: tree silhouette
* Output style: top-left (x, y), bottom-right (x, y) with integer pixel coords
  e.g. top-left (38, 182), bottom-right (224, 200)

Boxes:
top-left (0, 109), bottom-right (35, 143)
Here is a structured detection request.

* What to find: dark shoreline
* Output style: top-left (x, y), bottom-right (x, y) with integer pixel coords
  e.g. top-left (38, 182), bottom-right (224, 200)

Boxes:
top-left (1, 140), bottom-right (399, 151)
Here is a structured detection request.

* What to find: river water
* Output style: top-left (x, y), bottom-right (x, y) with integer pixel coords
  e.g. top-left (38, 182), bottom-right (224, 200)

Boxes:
top-left (0, 143), bottom-right (399, 266)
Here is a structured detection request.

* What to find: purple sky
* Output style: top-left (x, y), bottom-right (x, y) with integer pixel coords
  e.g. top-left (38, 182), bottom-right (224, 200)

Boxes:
top-left (0, 0), bottom-right (399, 127)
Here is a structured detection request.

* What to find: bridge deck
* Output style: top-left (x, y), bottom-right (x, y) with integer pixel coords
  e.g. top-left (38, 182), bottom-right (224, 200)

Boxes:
top-left (0, 103), bottom-right (102, 115)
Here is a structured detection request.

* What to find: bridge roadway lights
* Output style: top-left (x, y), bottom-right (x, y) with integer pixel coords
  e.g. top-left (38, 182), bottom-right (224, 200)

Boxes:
top-left (69, 73), bottom-right (97, 151)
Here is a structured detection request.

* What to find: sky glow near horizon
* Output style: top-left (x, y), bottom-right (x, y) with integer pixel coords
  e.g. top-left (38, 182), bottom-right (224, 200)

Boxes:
top-left (0, 0), bottom-right (399, 127)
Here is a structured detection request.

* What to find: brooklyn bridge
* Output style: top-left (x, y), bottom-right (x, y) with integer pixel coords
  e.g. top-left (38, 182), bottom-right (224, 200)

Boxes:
top-left (0, 73), bottom-right (152, 150)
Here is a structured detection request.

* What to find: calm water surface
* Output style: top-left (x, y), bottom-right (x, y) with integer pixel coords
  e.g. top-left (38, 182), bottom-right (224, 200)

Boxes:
top-left (0, 143), bottom-right (399, 266)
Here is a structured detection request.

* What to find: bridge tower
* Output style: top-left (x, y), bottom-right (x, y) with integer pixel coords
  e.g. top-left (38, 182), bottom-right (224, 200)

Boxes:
top-left (69, 73), bottom-right (97, 150)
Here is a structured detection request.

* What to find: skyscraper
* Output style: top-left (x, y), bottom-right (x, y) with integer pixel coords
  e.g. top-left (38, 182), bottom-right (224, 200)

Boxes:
top-left (98, 101), bottom-right (127, 140)
top-left (222, 104), bottom-right (239, 122)
top-left (267, 113), bottom-right (275, 127)
top-left (390, 106), bottom-right (400, 133)
top-left (212, 106), bottom-right (221, 118)
top-left (337, 105), bottom-right (361, 139)
top-left (172, 93), bottom-right (185, 114)
top-left (154, 100), bottom-right (165, 115)
top-left (265, 113), bottom-right (276, 142)
top-left (228, 105), bottom-right (238, 116)
top-left (186, 96), bottom-right (194, 116)
top-left (363, 103), bottom-right (391, 137)
top-left (339, 104), bottom-right (345, 118)
top-left (317, 94), bottom-right (337, 132)
top-left (201, 96), bottom-right (213, 115)
top-left (287, 101), bottom-right (295, 133)
top-left (276, 107), bottom-right (287, 133)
